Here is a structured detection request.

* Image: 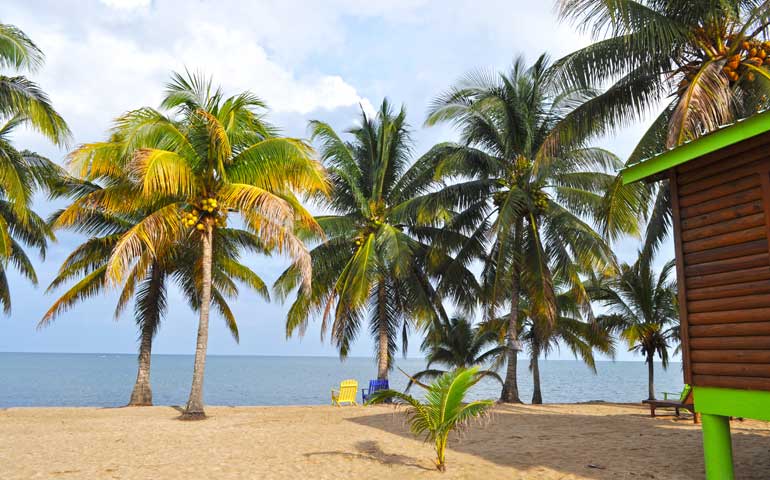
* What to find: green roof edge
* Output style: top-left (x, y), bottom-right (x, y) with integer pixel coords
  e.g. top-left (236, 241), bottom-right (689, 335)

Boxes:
top-left (621, 110), bottom-right (770, 185)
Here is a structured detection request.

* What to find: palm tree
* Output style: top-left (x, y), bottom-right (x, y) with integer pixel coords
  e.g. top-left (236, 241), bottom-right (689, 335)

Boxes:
top-left (368, 367), bottom-right (494, 472)
top-left (41, 179), bottom-right (268, 406)
top-left (588, 253), bottom-right (679, 400)
top-left (519, 289), bottom-right (613, 404)
top-left (275, 100), bottom-right (480, 381)
top-left (556, 0), bottom-right (770, 253)
top-left (55, 72), bottom-right (326, 418)
top-left (480, 284), bottom-right (613, 404)
top-left (407, 316), bottom-right (504, 389)
top-left (424, 55), bottom-right (633, 402)
top-left (0, 23), bottom-right (70, 311)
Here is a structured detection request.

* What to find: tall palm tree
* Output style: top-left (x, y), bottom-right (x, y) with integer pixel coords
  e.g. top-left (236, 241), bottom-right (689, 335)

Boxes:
top-left (407, 316), bottom-right (504, 389)
top-left (55, 72), bottom-right (326, 418)
top-left (556, 0), bottom-right (770, 253)
top-left (588, 253), bottom-right (679, 400)
top-left (424, 55), bottom-right (633, 402)
top-left (41, 180), bottom-right (268, 406)
top-left (275, 100), bottom-right (480, 381)
top-left (0, 23), bottom-right (70, 311)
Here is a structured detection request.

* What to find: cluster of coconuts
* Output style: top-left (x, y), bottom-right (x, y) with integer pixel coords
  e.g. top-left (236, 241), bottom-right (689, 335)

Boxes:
top-left (678, 38), bottom-right (770, 91)
top-left (181, 197), bottom-right (226, 232)
top-left (353, 215), bottom-right (385, 247)
top-left (716, 38), bottom-right (768, 87)
top-left (723, 39), bottom-right (769, 82)
top-left (531, 189), bottom-right (549, 213)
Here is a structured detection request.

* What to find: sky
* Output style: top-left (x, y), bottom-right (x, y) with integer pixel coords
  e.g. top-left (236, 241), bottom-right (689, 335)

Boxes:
top-left (2, 0), bottom-right (674, 361)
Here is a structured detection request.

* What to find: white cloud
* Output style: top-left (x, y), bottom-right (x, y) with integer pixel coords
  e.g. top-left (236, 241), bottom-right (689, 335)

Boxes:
top-left (18, 20), bottom-right (369, 155)
top-left (172, 22), bottom-right (368, 115)
top-left (99, 0), bottom-right (151, 10)
top-left (358, 97), bottom-right (377, 119)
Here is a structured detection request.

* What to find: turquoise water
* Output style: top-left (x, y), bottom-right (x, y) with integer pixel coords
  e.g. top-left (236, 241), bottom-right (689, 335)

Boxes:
top-left (0, 352), bottom-right (684, 407)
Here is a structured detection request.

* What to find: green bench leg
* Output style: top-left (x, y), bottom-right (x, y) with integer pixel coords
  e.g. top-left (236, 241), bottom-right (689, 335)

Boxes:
top-left (701, 414), bottom-right (734, 480)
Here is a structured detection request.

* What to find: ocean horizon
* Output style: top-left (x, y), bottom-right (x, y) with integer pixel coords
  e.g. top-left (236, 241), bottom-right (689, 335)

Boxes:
top-left (0, 352), bottom-right (684, 408)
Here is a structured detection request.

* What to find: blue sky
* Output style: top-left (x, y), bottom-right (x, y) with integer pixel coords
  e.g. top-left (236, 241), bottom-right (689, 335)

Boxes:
top-left (2, 0), bottom-right (672, 360)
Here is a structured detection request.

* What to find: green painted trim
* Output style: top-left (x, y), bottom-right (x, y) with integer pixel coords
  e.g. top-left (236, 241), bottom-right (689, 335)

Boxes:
top-left (701, 413), bottom-right (734, 480)
top-left (621, 110), bottom-right (770, 185)
top-left (694, 386), bottom-right (770, 421)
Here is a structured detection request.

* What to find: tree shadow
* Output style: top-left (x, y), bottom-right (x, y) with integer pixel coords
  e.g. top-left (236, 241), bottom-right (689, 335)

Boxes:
top-left (305, 439), bottom-right (434, 471)
top-left (347, 404), bottom-right (770, 479)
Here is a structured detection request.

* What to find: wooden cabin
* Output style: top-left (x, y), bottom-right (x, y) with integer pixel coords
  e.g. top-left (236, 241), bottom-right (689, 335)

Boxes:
top-left (622, 111), bottom-right (770, 480)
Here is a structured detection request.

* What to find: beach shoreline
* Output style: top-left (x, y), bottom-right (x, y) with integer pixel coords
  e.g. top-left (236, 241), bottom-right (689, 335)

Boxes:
top-left (2, 403), bottom-right (768, 479)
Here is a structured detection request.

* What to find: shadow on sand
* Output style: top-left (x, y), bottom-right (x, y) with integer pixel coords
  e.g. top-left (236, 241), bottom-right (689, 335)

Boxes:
top-left (345, 404), bottom-right (770, 479)
top-left (305, 439), bottom-right (434, 471)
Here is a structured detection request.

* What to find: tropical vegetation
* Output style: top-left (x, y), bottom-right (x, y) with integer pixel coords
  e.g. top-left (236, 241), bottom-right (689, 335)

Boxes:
top-left (556, 0), bottom-right (770, 253)
top-left (9, 2), bottom-right (726, 411)
top-left (41, 172), bottom-right (270, 406)
top-left (406, 316), bottom-right (504, 389)
top-left (588, 252), bottom-right (679, 400)
top-left (48, 72), bottom-right (326, 418)
top-left (423, 54), bottom-right (636, 402)
top-left (275, 100), bottom-right (479, 381)
top-left (483, 280), bottom-right (615, 404)
top-left (0, 23), bottom-right (69, 312)
top-left (368, 367), bottom-right (494, 471)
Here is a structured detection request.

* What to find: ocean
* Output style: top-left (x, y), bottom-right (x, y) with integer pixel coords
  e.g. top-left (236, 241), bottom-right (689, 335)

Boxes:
top-left (0, 352), bottom-right (684, 408)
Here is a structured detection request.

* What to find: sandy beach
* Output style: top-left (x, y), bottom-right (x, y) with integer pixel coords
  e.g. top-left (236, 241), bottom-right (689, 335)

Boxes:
top-left (0, 403), bottom-right (768, 479)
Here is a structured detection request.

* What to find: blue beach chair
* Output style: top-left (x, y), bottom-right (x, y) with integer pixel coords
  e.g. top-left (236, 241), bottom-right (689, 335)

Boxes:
top-left (361, 379), bottom-right (389, 403)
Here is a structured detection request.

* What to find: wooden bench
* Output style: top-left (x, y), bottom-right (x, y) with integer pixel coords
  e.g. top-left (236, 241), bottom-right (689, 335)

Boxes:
top-left (643, 388), bottom-right (699, 423)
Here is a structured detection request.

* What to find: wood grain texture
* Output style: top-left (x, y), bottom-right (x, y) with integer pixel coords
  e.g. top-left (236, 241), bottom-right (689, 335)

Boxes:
top-left (693, 374), bottom-right (770, 390)
top-left (692, 362), bottom-right (770, 377)
top-left (680, 188), bottom-right (761, 218)
top-left (684, 239), bottom-right (767, 266)
top-left (686, 265), bottom-right (770, 289)
top-left (689, 307), bottom-right (770, 325)
top-left (682, 226), bottom-right (765, 254)
top-left (691, 350), bottom-right (770, 363)
top-left (688, 293), bottom-right (770, 313)
top-left (684, 253), bottom-right (768, 277)
top-left (690, 321), bottom-right (770, 337)
top-left (690, 335), bottom-right (770, 349)
top-left (687, 279), bottom-right (770, 301)
top-left (680, 201), bottom-right (763, 230)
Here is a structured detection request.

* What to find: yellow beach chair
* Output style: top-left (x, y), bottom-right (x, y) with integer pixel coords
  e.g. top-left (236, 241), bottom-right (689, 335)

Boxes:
top-left (331, 379), bottom-right (358, 406)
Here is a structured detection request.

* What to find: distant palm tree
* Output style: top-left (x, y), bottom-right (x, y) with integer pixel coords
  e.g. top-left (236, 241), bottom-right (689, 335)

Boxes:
top-left (55, 72), bottom-right (326, 418)
top-left (424, 55), bottom-right (632, 402)
top-left (0, 23), bottom-right (70, 311)
top-left (588, 254), bottom-right (679, 400)
top-left (556, 0), bottom-right (770, 253)
top-left (519, 289), bottom-right (613, 404)
top-left (480, 285), bottom-right (613, 404)
top-left (407, 316), bottom-right (504, 389)
top-left (368, 367), bottom-right (494, 472)
top-left (275, 100), bottom-right (479, 381)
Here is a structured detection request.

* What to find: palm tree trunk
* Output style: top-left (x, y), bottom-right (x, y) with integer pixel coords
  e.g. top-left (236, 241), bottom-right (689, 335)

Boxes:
top-left (500, 284), bottom-right (522, 403)
top-left (377, 282), bottom-right (389, 381)
top-left (182, 221), bottom-right (213, 420)
top-left (531, 352), bottom-right (543, 404)
top-left (500, 220), bottom-right (523, 404)
top-left (647, 352), bottom-right (655, 401)
top-left (128, 320), bottom-right (153, 406)
top-left (435, 433), bottom-right (448, 471)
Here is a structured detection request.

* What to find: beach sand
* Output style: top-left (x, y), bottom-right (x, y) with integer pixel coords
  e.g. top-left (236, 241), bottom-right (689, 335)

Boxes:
top-left (1, 403), bottom-right (768, 479)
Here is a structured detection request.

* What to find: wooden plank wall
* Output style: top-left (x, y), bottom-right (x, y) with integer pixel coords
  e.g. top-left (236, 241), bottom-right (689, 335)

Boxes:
top-left (672, 133), bottom-right (770, 392)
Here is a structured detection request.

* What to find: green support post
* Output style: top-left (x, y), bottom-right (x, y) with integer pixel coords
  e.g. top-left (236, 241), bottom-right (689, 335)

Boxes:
top-left (701, 414), bottom-right (734, 480)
